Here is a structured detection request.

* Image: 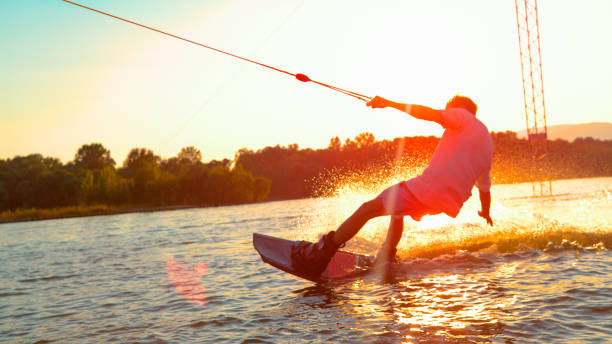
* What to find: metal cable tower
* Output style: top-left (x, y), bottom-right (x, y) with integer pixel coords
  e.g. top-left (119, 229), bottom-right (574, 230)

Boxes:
top-left (515, 0), bottom-right (552, 196)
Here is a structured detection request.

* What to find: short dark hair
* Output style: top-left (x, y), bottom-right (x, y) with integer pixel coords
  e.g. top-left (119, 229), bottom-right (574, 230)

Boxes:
top-left (446, 95), bottom-right (477, 115)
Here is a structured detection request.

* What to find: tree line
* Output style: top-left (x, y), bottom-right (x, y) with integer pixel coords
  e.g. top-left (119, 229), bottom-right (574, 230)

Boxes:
top-left (0, 144), bottom-right (270, 211)
top-left (1, 132), bottom-right (611, 211)
top-left (235, 131), bottom-right (612, 200)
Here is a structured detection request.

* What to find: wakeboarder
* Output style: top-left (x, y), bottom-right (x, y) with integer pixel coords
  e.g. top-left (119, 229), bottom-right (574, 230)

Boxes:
top-left (291, 95), bottom-right (494, 279)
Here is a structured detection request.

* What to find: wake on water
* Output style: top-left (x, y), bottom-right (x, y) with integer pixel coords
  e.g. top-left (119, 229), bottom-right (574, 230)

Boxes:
top-left (296, 171), bottom-right (611, 273)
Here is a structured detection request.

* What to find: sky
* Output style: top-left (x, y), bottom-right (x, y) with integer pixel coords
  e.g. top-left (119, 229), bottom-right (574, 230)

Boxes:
top-left (2, 0), bottom-right (611, 164)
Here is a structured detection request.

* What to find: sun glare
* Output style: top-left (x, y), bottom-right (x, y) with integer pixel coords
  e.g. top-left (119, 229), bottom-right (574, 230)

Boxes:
top-left (416, 214), bottom-right (453, 230)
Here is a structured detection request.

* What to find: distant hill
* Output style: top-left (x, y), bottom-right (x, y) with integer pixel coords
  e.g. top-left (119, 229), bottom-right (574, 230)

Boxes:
top-left (516, 122), bottom-right (612, 141)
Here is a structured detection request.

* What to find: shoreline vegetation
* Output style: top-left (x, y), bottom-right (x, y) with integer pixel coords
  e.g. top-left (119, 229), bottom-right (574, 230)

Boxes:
top-left (1, 131), bottom-right (611, 223)
top-left (0, 204), bottom-right (198, 224)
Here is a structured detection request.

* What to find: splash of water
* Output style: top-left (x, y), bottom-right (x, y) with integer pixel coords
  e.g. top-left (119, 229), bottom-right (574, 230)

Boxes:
top-left (303, 162), bottom-right (611, 259)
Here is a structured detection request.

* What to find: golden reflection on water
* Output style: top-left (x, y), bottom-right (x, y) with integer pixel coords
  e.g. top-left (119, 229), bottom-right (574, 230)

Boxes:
top-left (334, 269), bottom-right (512, 343)
top-left (395, 275), bottom-right (498, 331)
top-left (330, 269), bottom-right (509, 343)
top-left (299, 170), bottom-right (611, 341)
top-left (332, 234), bottom-right (579, 343)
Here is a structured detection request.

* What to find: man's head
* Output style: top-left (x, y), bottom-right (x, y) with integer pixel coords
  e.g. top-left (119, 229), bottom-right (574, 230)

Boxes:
top-left (446, 95), bottom-right (477, 115)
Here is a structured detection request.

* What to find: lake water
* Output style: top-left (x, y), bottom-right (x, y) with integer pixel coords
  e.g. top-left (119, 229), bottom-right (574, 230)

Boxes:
top-left (1, 177), bottom-right (611, 343)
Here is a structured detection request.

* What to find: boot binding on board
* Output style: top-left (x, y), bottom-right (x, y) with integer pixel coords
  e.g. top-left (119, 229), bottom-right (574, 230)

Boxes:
top-left (291, 231), bottom-right (340, 279)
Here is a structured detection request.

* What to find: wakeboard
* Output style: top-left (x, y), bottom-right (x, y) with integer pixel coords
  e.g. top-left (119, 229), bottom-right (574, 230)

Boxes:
top-left (252, 232), bottom-right (373, 283)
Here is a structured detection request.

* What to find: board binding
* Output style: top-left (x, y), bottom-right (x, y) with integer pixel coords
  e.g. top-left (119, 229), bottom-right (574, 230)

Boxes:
top-left (253, 232), bottom-right (373, 283)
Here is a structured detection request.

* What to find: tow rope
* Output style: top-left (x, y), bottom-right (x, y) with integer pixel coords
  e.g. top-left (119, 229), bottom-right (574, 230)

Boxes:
top-left (61, 0), bottom-right (371, 102)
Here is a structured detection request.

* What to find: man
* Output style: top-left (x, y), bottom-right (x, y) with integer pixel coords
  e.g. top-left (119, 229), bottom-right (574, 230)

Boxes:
top-left (291, 95), bottom-right (494, 279)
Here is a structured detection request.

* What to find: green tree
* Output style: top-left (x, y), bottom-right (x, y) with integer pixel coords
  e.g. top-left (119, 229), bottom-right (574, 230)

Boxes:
top-left (160, 157), bottom-right (181, 175)
top-left (74, 143), bottom-right (115, 170)
top-left (328, 136), bottom-right (342, 151)
top-left (253, 176), bottom-right (271, 202)
top-left (81, 166), bottom-right (131, 205)
top-left (161, 146), bottom-right (204, 176)
top-left (0, 181), bottom-right (9, 210)
top-left (80, 170), bottom-right (96, 204)
top-left (178, 146), bottom-right (202, 164)
top-left (13, 180), bottom-right (33, 208)
top-left (36, 169), bottom-right (80, 207)
top-left (98, 166), bottom-right (131, 204)
top-left (123, 148), bottom-right (161, 176)
top-left (227, 163), bottom-right (257, 203)
top-left (122, 148), bottom-right (161, 203)
top-left (354, 132), bottom-right (375, 148)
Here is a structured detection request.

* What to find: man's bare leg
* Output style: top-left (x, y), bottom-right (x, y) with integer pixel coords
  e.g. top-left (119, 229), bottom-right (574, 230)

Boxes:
top-left (332, 198), bottom-right (387, 245)
top-left (375, 216), bottom-right (404, 263)
top-left (291, 197), bottom-right (387, 278)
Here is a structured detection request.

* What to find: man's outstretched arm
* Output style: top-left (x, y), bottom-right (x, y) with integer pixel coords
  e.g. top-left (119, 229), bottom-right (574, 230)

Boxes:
top-left (478, 190), bottom-right (493, 226)
top-left (366, 96), bottom-right (444, 126)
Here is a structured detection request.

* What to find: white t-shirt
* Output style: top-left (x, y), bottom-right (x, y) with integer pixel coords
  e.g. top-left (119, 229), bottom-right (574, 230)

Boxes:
top-left (404, 108), bottom-right (493, 217)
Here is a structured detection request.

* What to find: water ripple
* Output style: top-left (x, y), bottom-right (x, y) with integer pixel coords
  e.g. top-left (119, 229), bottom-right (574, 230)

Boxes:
top-left (0, 179), bottom-right (611, 343)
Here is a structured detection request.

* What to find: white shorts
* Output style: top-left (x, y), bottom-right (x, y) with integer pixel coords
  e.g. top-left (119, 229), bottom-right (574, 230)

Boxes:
top-left (377, 182), bottom-right (439, 221)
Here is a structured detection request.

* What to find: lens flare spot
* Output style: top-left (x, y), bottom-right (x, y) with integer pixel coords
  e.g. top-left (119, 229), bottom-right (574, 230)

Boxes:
top-left (194, 262), bottom-right (207, 276)
top-left (166, 258), bottom-right (207, 306)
